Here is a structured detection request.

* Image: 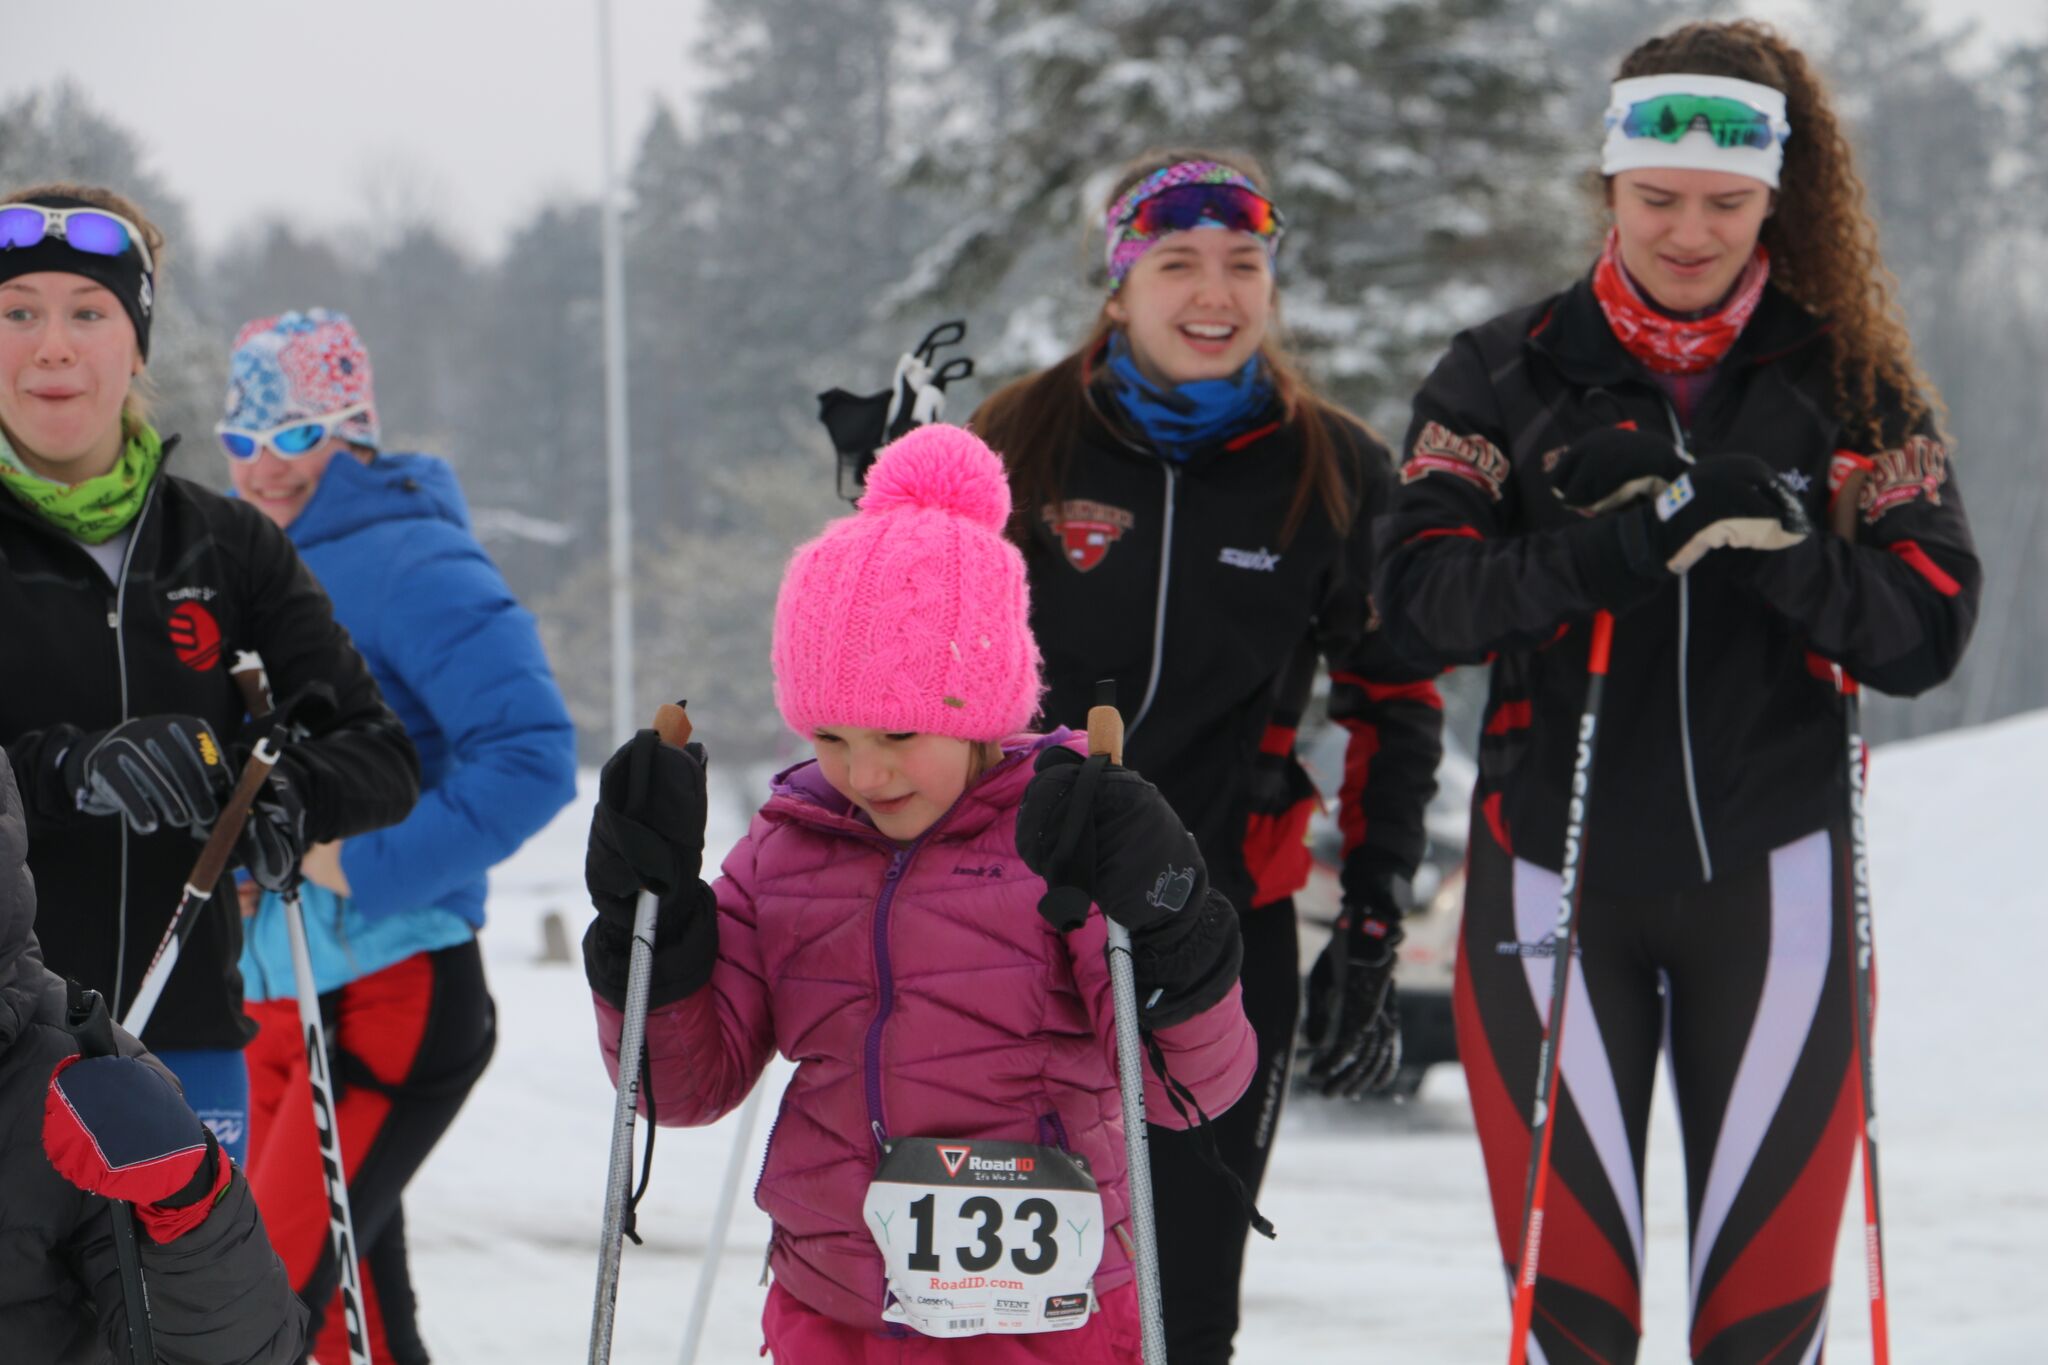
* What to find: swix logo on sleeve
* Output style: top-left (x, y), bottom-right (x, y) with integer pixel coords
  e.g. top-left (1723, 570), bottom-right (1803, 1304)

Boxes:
top-left (1042, 500), bottom-right (1135, 573)
top-left (168, 601), bottom-right (223, 672)
top-left (1402, 422), bottom-right (1510, 502)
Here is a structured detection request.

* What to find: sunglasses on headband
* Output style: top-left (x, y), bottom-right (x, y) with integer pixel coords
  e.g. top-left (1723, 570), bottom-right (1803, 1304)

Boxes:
top-left (216, 404), bottom-right (370, 461)
top-left (0, 203), bottom-right (156, 276)
top-left (1122, 183), bottom-right (1285, 242)
top-left (1610, 93), bottom-right (1789, 152)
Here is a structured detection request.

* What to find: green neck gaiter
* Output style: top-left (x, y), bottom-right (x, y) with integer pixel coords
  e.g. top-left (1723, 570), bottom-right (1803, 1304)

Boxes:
top-left (0, 424), bottom-right (163, 544)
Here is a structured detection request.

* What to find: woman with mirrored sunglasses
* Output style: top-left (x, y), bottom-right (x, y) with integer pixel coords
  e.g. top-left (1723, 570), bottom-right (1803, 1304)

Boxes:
top-left (971, 149), bottom-right (1445, 1364)
top-left (220, 308), bottom-right (576, 1365)
top-left (1377, 22), bottom-right (1980, 1364)
top-left (0, 181), bottom-right (419, 1207)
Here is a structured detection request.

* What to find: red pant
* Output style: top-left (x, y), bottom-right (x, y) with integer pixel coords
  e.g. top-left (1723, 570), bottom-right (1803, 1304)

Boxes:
top-left (762, 1281), bottom-right (1142, 1363)
top-left (244, 943), bottom-right (493, 1365)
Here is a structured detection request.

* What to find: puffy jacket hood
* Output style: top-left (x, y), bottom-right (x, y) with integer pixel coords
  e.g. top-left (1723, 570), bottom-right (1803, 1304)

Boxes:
top-left (289, 451), bottom-right (471, 549)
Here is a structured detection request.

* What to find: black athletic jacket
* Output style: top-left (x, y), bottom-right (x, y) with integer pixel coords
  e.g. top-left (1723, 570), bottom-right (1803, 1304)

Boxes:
top-left (0, 759), bottom-right (306, 1364)
top-left (1, 441), bottom-right (419, 1051)
top-left (991, 377), bottom-right (1443, 916)
top-left (1377, 278), bottom-right (1980, 896)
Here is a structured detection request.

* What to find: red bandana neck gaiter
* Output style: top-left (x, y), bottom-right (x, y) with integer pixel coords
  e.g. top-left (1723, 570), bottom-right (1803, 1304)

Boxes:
top-left (1591, 228), bottom-right (1771, 375)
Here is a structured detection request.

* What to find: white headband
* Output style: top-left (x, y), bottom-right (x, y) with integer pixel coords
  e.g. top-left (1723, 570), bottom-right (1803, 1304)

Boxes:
top-left (1601, 73), bottom-right (1791, 189)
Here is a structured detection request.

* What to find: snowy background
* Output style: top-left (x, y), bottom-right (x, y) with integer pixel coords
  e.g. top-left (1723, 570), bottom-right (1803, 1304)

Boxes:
top-left (403, 710), bottom-right (2048, 1362)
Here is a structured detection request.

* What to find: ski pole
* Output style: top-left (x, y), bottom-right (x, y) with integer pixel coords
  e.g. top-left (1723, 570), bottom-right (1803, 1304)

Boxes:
top-left (591, 701), bottom-right (694, 1365)
top-left (1084, 683), bottom-right (1169, 1364)
top-left (1506, 610), bottom-right (1614, 1365)
top-left (118, 725), bottom-right (285, 1036)
top-left (675, 1081), bottom-right (767, 1365)
top-left (1827, 459), bottom-right (1891, 1364)
top-left (283, 876), bottom-right (372, 1365)
top-left (1838, 671), bottom-right (1891, 1364)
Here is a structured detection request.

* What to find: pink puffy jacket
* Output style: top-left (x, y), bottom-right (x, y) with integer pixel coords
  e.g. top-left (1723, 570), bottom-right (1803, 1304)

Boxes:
top-left (594, 731), bottom-right (1257, 1332)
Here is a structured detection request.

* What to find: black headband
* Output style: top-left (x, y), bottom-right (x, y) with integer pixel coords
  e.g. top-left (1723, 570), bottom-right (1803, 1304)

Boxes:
top-left (0, 195), bottom-right (155, 360)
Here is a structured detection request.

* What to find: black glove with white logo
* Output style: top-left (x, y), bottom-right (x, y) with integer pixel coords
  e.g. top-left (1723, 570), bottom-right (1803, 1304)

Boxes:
top-left (1628, 455), bottom-right (1812, 575)
top-left (1549, 427), bottom-right (1687, 514)
top-left (1018, 746), bottom-right (1242, 1029)
top-left (1304, 872), bottom-right (1406, 1099)
top-left (61, 715), bottom-right (231, 834)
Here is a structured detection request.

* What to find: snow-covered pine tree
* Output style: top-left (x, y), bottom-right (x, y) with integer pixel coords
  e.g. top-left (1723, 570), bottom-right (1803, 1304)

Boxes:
top-left (885, 0), bottom-right (1583, 428)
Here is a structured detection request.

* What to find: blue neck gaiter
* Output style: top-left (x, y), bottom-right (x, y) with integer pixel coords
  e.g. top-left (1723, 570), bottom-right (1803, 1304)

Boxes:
top-left (1102, 332), bottom-right (1273, 461)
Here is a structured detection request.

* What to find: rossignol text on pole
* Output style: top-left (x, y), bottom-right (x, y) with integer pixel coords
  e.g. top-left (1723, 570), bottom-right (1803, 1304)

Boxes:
top-left (1507, 610), bottom-right (1614, 1365)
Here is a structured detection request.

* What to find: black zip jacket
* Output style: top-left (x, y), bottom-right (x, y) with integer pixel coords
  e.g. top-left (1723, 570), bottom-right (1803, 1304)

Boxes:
top-left (1377, 278), bottom-right (1980, 896)
top-left (993, 379), bottom-right (1443, 917)
top-left (1, 441), bottom-right (420, 1050)
top-left (0, 758), bottom-right (306, 1364)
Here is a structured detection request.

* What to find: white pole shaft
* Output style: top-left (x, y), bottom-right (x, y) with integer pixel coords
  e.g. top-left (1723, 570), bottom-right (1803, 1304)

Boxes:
top-left (676, 1081), bottom-right (768, 1365)
top-left (590, 889), bottom-right (660, 1363)
top-left (285, 887), bottom-right (372, 1365)
top-left (1106, 919), bottom-right (1167, 1363)
top-left (597, 0), bottom-right (635, 749)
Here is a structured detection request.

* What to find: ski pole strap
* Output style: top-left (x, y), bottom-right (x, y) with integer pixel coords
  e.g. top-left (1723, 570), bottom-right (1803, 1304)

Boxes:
top-left (622, 1037), bottom-right (658, 1247)
top-left (1142, 1032), bottom-right (1275, 1239)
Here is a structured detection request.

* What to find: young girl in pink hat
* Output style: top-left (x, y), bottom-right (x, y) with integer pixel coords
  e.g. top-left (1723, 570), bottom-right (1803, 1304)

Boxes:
top-left (582, 422), bottom-right (1256, 1361)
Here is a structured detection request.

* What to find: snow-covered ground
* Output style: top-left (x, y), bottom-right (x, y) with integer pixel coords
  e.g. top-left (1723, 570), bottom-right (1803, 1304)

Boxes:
top-left (405, 714), bottom-right (2048, 1362)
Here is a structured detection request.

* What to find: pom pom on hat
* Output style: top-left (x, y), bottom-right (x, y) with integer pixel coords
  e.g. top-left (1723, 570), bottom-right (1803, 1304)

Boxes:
top-left (773, 424), bottom-right (1042, 743)
top-left (857, 424), bottom-right (1013, 530)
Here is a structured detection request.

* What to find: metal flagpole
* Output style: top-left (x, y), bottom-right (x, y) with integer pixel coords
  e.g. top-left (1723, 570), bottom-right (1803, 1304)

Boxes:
top-left (597, 0), bottom-right (635, 748)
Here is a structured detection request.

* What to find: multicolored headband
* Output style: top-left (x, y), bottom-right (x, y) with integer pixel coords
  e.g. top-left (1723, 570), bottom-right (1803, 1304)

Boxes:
top-left (1602, 73), bottom-right (1791, 189)
top-left (1102, 160), bottom-right (1285, 292)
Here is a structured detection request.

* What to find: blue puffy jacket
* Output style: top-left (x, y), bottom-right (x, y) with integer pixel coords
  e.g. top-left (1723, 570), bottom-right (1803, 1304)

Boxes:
top-left (241, 453), bottom-right (577, 1001)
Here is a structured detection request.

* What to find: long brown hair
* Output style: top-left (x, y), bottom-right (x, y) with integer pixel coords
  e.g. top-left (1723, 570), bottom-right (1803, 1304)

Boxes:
top-left (1615, 22), bottom-right (1943, 446)
top-left (1, 181), bottom-right (167, 434)
top-left (972, 148), bottom-right (1364, 546)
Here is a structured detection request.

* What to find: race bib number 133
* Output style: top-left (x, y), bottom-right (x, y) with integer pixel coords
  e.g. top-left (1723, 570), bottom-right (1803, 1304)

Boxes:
top-left (864, 1136), bottom-right (1104, 1338)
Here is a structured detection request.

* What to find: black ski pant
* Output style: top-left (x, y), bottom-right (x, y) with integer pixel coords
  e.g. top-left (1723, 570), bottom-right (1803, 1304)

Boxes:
top-left (1153, 898), bottom-right (1297, 1363)
top-left (1457, 816), bottom-right (1861, 1364)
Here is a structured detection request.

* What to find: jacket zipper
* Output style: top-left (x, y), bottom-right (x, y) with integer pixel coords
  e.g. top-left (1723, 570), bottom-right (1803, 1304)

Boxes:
top-left (1128, 464), bottom-right (1179, 740)
top-left (1662, 404), bottom-right (1715, 883)
top-left (108, 483), bottom-right (159, 1016)
top-left (862, 844), bottom-right (916, 1149)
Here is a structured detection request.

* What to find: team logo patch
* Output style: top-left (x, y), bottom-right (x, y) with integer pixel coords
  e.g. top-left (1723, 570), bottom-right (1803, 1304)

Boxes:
top-left (937, 1144), bottom-right (972, 1178)
top-left (1858, 436), bottom-right (1949, 524)
top-left (168, 602), bottom-right (223, 672)
top-left (1042, 499), bottom-right (1134, 573)
top-left (1402, 422), bottom-right (1510, 502)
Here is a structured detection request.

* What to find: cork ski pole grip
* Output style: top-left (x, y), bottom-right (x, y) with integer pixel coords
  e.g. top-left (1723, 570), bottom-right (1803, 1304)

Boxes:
top-left (652, 700), bottom-right (693, 749)
top-left (1086, 679), bottom-right (1124, 765)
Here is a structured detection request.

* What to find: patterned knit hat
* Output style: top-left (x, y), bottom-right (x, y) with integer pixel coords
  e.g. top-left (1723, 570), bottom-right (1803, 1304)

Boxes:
top-left (222, 309), bottom-right (380, 452)
top-left (773, 424), bottom-right (1043, 742)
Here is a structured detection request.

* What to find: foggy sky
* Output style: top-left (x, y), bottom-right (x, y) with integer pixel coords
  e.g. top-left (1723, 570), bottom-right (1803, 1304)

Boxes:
top-left (6, 0), bottom-right (2038, 260)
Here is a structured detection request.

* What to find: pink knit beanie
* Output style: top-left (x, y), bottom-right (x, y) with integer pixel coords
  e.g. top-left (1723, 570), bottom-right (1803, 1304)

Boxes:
top-left (773, 424), bottom-right (1043, 742)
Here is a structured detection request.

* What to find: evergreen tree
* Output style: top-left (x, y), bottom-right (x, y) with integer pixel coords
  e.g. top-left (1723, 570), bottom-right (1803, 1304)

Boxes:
top-left (886, 0), bottom-right (1583, 427)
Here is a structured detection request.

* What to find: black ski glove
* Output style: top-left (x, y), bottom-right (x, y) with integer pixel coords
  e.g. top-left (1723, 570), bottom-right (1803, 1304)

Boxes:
top-left (1548, 427), bottom-right (1687, 513)
top-left (60, 715), bottom-right (231, 834)
top-left (236, 762), bottom-right (308, 894)
top-left (582, 728), bottom-right (718, 1011)
top-left (1626, 455), bottom-right (1812, 575)
top-left (1304, 872), bottom-right (1406, 1099)
top-left (1018, 746), bottom-right (1241, 1029)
